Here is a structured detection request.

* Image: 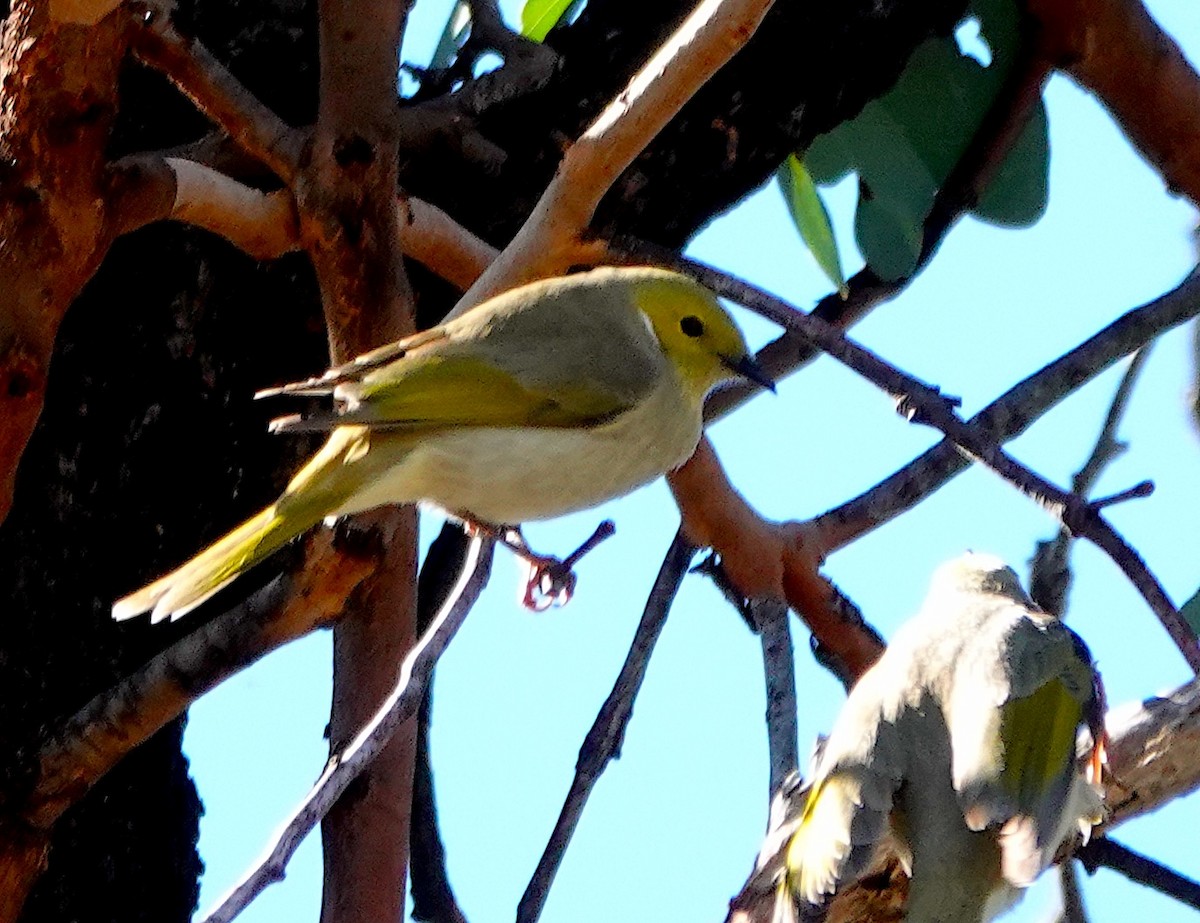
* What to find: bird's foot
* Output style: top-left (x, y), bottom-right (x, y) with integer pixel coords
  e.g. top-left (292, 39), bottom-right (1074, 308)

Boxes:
top-left (464, 520), bottom-right (616, 611)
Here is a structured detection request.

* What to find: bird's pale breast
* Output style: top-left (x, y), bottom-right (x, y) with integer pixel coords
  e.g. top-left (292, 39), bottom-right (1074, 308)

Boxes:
top-left (333, 370), bottom-right (703, 525)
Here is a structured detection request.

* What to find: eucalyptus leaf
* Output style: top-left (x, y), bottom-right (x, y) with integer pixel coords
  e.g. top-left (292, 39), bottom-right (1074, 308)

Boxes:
top-left (800, 0), bottom-right (1049, 282)
top-left (431, 0), bottom-right (470, 70)
top-left (777, 155), bottom-right (847, 294)
top-left (520, 0), bottom-right (578, 41)
top-left (1183, 587), bottom-right (1200, 636)
top-left (855, 191), bottom-right (924, 282)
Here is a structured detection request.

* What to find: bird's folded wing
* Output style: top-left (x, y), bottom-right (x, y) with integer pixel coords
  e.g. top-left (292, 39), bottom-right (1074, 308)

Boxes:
top-left (952, 617), bottom-right (1100, 886)
top-left (269, 354), bottom-right (639, 434)
top-left (256, 327), bottom-right (448, 399)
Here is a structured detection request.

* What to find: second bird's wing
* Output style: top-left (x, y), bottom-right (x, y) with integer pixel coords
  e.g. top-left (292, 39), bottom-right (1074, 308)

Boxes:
top-left (949, 607), bottom-right (1101, 886)
top-left (785, 666), bottom-right (908, 906)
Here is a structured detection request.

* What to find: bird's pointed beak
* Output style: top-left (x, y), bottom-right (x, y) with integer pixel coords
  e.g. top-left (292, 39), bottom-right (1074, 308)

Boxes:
top-left (723, 353), bottom-right (776, 393)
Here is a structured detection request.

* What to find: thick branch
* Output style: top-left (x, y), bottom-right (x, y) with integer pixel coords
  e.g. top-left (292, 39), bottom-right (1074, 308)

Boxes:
top-left (304, 0), bottom-right (418, 919)
top-left (107, 154), bottom-right (493, 284)
top-left (668, 439), bottom-right (884, 680)
top-left (1029, 0), bottom-right (1200, 206)
top-left (399, 196), bottom-right (498, 291)
top-left (0, 2), bottom-right (129, 526)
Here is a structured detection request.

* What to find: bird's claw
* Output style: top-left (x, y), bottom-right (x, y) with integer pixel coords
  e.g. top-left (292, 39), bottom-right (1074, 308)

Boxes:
top-left (459, 518), bottom-right (615, 611)
top-left (522, 558), bottom-right (577, 611)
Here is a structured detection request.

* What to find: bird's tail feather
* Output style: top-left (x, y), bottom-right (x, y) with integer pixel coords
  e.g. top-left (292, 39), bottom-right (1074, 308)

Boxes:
top-left (112, 503), bottom-right (310, 623)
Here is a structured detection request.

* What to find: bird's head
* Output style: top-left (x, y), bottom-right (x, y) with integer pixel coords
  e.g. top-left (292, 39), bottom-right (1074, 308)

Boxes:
top-left (931, 551), bottom-right (1029, 601)
top-left (630, 269), bottom-right (774, 401)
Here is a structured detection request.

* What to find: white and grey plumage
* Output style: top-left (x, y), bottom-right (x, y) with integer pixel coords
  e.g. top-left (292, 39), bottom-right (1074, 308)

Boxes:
top-left (782, 553), bottom-right (1105, 923)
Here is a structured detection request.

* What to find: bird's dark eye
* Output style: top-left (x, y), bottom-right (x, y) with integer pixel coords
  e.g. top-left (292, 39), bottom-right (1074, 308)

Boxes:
top-left (680, 315), bottom-right (705, 338)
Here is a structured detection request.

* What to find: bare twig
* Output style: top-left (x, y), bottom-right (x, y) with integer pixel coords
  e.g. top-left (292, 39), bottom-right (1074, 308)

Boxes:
top-left (1074, 347), bottom-right (1153, 497)
top-left (1076, 838), bottom-right (1200, 912)
top-left (411, 525), bottom-right (475, 923)
top-left (750, 599), bottom-right (799, 796)
top-left (129, 4), bottom-right (303, 181)
top-left (1030, 346), bottom-right (1153, 617)
top-left (818, 272), bottom-right (1200, 549)
top-left (663, 255), bottom-right (1200, 670)
top-left (516, 534), bottom-right (697, 923)
top-left (201, 535), bottom-right (494, 923)
top-left (1057, 861), bottom-right (1090, 923)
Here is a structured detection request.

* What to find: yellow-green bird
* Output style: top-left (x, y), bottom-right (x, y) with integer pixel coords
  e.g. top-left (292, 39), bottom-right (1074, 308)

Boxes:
top-left (113, 266), bottom-right (772, 623)
top-left (780, 552), bottom-right (1105, 923)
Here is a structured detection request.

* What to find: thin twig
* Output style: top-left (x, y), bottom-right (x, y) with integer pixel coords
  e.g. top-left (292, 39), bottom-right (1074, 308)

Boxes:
top-left (661, 255), bottom-right (1200, 671)
top-left (817, 272), bottom-right (1200, 549)
top-left (201, 536), bottom-right (494, 923)
top-left (411, 525), bottom-right (476, 923)
top-left (1076, 838), bottom-right (1200, 912)
top-left (516, 534), bottom-right (697, 923)
top-left (750, 599), bottom-right (799, 796)
top-left (1057, 861), bottom-right (1090, 923)
top-left (129, 3), bottom-right (303, 181)
top-left (1075, 346), bottom-right (1153, 497)
top-left (1030, 346), bottom-right (1153, 617)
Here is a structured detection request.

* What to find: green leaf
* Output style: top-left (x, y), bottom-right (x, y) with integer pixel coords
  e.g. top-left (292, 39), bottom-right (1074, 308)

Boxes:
top-left (1183, 587), bottom-right (1200, 636)
top-left (520, 0), bottom-right (578, 42)
top-left (430, 0), bottom-right (470, 70)
top-left (777, 155), bottom-right (847, 294)
top-left (800, 0), bottom-right (1050, 281)
top-left (855, 190), bottom-right (924, 282)
top-left (975, 99), bottom-right (1049, 227)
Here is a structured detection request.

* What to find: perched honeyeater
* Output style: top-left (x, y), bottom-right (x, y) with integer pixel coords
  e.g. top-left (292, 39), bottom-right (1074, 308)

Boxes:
top-left (112, 266), bottom-right (773, 623)
top-left (779, 552), bottom-right (1105, 923)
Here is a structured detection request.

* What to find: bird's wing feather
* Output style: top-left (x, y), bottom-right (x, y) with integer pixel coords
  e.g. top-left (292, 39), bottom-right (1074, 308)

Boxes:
top-left (270, 353), bottom-right (636, 433)
top-left (786, 669), bottom-right (906, 905)
top-left (256, 327), bottom-right (449, 398)
top-left (266, 280), bottom-right (667, 434)
top-left (950, 611), bottom-right (1098, 885)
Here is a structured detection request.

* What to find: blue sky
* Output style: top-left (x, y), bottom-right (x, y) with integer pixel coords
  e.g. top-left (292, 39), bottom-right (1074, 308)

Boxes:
top-left (185, 2), bottom-right (1200, 921)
